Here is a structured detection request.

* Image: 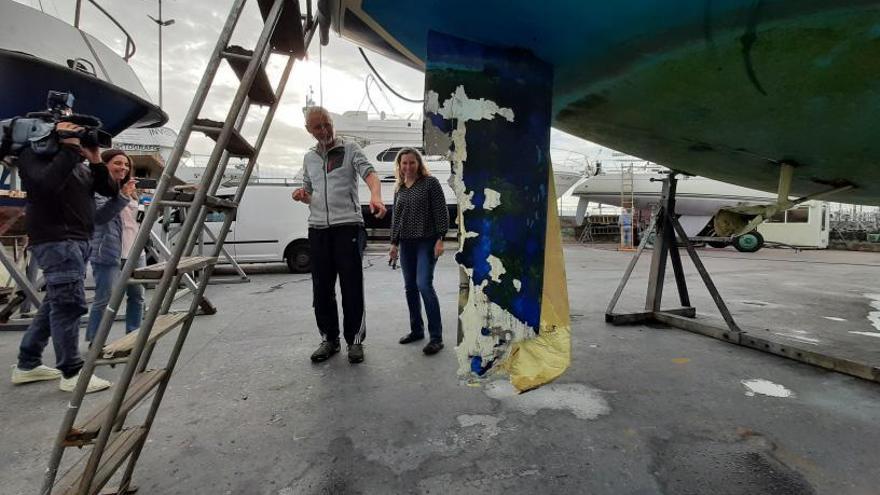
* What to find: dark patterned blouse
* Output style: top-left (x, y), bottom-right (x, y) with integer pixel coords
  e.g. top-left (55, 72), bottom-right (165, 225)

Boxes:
top-left (390, 175), bottom-right (450, 245)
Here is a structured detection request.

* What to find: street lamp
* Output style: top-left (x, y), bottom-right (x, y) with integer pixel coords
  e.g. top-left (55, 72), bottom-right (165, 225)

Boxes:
top-left (147, 0), bottom-right (175, 109)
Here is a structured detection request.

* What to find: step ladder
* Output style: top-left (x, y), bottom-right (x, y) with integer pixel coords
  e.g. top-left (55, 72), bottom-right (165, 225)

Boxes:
top-left (41, 1), bottom-right (317, 493)
top-left (619, 164), bottom-right (636, 251)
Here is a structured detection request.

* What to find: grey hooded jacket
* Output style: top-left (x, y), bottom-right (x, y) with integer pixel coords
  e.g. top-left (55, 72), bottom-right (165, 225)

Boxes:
top-left (301, 138), bottom-right (375, 228)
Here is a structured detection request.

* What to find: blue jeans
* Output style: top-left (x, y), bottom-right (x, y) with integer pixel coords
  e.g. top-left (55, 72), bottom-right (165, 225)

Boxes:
top-left (85, 257), bottom-right (145, 342)
top-left (17, 240), bottom-right (90, 378)
top-left (399, 238), bottom-right (442, 343)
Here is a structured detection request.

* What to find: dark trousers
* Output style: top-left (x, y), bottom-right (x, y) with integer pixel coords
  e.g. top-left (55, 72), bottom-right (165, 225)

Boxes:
top-left (309, 226), bottom-right (365, 345)
top-left (399, 238), bottom-right (443, 343)
top-left (18, 240), bottom-right (90, 378)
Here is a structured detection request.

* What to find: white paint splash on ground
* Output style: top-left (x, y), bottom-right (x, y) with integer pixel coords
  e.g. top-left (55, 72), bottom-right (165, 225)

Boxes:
top-left (864, 293), bottom-right (880, 331)
top-left (483, 188), bottom-right (502, 210)
top-left (487, 255), bottom-right (506, 283)
top-left (823, 316), bottom-right (847, 322)
top-left (741, 379), bottom-right (794, 398)
top-left (850, 331), bottom-right (880, 338)
top-left (772, 332), bottom-right (821, 345)
top-left (512, 279), bottom-right (522, 292)
top-left (483, 381), bottom-right (610, 420)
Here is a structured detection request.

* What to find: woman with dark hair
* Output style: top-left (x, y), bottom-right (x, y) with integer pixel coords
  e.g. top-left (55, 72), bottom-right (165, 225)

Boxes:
top-left (389, 148), bottom-right (450, 355)
top-left (85, 149), bottom-right (144, 344)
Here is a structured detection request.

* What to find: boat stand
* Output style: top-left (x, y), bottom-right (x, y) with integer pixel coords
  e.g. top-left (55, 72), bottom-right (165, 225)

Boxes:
top-left (606, 172), bottom-right (743, 343)
top-left (605, 172), bottom-right (880, 384)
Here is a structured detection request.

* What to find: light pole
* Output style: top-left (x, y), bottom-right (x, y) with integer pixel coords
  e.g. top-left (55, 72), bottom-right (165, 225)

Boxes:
top-left (148, 0), bottom-right (175, 109)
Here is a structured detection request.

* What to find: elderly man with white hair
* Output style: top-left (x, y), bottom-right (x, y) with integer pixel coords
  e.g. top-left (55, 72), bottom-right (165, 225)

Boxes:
top-left (292, 106), bottom-right (386, 364)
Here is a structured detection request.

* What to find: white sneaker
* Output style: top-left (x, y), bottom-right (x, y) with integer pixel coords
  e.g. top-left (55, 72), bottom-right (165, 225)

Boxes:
top-left (59, 373), bottom-right (112, 394)
top-left (11, 364), bottom-right (62, 384)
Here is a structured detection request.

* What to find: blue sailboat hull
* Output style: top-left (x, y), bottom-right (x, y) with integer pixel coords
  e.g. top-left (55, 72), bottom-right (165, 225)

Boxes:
top-left (334, 0), bottom-right (880, 204)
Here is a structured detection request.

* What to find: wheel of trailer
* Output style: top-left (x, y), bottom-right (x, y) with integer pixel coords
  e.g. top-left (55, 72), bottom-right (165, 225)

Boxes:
top-left (734, 231), bottom-right (764, 253)
top-left (285, 241), bottom-right (311, 273)
top-left (707, 241), bottom-right (728, 248)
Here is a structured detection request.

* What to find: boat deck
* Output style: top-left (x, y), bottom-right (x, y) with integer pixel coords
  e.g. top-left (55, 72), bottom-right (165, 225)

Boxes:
top-left (1, 244), bottom-right (879, 494)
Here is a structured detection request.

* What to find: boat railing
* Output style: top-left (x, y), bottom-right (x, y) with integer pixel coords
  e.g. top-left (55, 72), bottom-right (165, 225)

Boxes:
top-left (74, 0), bottom-right (136, 61)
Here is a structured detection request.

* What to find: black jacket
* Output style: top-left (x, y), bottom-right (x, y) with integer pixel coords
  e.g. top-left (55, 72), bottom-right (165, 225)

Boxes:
top-left (18, 145), bottom-right (119, 245)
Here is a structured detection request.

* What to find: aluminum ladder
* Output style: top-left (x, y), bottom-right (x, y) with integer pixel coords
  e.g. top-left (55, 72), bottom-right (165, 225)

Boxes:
top-left (41, 1), bottom-right (316, 493)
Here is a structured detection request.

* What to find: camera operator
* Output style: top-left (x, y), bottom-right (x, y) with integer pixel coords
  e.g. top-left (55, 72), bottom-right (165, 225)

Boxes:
top-left (10, 121), bottom-right (119, 394)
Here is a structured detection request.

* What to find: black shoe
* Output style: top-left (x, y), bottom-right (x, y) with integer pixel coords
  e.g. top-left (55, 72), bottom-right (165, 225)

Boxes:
top-left (423, 341), bottom-right (444, 355)
top-left (348, 344), bottom-right (365, 363)
top-left (399, 333), bottom-right (425, 344)
top-left (310, 340), bottom-right (340, 362)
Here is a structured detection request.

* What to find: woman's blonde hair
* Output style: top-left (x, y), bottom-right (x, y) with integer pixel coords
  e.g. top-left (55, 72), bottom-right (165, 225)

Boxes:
top-left (394, 147), bottom-right (431, 190)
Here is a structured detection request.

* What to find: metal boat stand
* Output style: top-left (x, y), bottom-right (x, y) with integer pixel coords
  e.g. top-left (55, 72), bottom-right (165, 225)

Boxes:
top-left (606, 172), bottom-right (742, 342)
top-left (605, 172), bottom-right (880, 384)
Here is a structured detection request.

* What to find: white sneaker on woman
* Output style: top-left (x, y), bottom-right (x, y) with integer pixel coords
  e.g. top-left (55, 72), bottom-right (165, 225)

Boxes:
top-left (59, 373), bottom-right (112, 393)
top-left (11, 364), bottom-right (62, 384)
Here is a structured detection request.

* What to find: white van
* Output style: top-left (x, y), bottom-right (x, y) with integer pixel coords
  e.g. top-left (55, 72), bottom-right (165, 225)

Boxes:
top-left (155, 182), bottom-right (312, 273)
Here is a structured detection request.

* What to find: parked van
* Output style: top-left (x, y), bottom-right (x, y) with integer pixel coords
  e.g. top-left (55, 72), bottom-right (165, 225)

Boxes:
top-left (155, 182), bottom-right (312, 273)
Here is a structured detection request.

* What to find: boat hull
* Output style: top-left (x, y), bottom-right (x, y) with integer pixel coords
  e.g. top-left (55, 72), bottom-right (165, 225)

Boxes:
top-left (0, 1), bottom-right (166, 134)
top-left (332, 1), bottom-right (880, 205)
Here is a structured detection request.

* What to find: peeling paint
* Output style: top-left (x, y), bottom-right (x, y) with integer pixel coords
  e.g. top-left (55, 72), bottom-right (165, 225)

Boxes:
top-left (513, 279), bottom-right (522, 292)
top-left (487, 255), bottom-right (506, 283)
top-left (425, 85), bottom-right (530, 379)
top-left (484, 188), bottom-right (502, 210)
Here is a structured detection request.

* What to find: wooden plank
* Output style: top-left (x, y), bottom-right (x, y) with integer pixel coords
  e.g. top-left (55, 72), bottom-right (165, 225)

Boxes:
top-left (256, 0), bottom-right (305, 56)
top-left (53, 427), bottom-right (145, 495)
top-left (133, 257), bottom-right (216, 280)
top-left (223, 46), bottom-right (276, 106)
top-left (66, 370), bottom-right (167, 446)
top-left (101, 313), bottom-right (188, 359)
top-left (192, 119), bottom-right (254, 157)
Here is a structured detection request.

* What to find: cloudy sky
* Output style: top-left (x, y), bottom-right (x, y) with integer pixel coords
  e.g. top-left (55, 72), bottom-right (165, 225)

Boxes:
top-left (13, 0), bottom-right (605, 176)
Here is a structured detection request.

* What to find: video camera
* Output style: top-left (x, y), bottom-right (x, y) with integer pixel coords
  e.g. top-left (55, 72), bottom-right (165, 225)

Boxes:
top-left (0, 91), bottom-right (112, 161)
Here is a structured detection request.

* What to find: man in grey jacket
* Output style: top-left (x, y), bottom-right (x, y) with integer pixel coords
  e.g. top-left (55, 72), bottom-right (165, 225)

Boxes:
top-left (293, 106), bottom-right (385, 363)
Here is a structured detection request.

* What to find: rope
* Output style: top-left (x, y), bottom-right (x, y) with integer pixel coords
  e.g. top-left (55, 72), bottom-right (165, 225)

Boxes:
top-left (358, 47), bottom-right (423, 103)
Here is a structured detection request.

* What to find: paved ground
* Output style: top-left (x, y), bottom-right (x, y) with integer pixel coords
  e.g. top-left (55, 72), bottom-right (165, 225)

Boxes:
top-left (1, 244), bottom-right (880, 494)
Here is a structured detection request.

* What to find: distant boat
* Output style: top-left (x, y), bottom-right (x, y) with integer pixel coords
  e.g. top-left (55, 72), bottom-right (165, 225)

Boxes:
top-left (0, 1), bottom-right (166, 134)
top-left (0, 1), bottom-right (166, 236)
top-left (571, 170), bottom-right (830, 249)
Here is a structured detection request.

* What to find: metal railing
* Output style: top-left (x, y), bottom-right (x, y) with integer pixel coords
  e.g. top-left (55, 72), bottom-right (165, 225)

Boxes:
top-left (74, 0), bottom-right (137, 61)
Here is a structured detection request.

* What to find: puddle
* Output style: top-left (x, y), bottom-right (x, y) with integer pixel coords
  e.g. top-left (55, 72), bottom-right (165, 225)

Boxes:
top-left (483, 381), bottom-right (610, 420)
top-left (741, 379), bottom-right (794, 398)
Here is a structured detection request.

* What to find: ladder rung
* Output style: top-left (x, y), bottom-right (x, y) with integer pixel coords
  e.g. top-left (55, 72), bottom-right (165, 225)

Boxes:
top-left (65, 370), bottom-right (167, 446)
top-left (133, 256), bottom-right (217, 280)
top-left (193, 119), bottom-right (255, 158)
top-left (222, 45), bottom-right (277, 106)
top-left (256, 0), bottom-right (306, 56)
top-left (52, 427), bottom-right (146, 495)
top-left (158, 191), bottom-right (239, 211)
top-left (100, 312), bottom-right (189, 360)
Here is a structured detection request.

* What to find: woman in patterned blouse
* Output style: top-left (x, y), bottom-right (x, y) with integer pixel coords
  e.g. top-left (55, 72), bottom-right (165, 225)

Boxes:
top-left (388, 148), bottom-right (450, 355)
